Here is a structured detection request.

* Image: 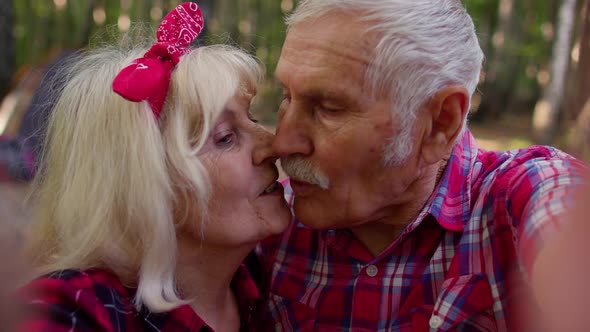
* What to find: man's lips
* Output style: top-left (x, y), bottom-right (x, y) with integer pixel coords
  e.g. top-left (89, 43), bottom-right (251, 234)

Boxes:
top-left (289, 179), bottom-right (318, 196)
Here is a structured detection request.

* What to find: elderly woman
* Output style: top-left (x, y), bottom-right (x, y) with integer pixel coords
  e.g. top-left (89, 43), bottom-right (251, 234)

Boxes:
top-left (16, 3), bottom-right (290, 331)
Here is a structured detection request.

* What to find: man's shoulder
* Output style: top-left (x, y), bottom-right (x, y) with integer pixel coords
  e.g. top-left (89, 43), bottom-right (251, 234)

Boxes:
top-left (477, 145), bottom-right (575, 167)
top-left (435, 142), bottom-right (587, 232)
top-left (437, 132), bottom-right (585, 206)
top-left (473, 145), bottom-right (587, 182)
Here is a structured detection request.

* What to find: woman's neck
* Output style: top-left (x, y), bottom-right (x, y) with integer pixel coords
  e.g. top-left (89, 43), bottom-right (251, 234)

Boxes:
top-left (175, 236), bottom-right (252, 331)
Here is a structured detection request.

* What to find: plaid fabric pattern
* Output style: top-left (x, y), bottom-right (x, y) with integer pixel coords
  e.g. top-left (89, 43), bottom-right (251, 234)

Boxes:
top-left (258, 130), bottom-right (589, 331)
top-left (17, 265), bottom-right (261, 331)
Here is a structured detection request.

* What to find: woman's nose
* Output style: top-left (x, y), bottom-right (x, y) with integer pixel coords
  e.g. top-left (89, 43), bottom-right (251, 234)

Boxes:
top-left (252, 125), bottom-right (279, 166)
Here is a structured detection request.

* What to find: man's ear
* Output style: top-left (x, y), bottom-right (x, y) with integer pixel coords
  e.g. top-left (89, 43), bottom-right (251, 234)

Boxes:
top-left (420, 86), bottom-right (469, 165)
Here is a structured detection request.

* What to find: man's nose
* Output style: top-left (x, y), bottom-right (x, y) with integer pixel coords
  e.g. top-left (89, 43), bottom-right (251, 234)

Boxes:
top-left (272, 102), bottom-right (313, 157)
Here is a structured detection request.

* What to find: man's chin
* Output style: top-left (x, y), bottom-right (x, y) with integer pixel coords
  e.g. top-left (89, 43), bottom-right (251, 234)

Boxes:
top-left (293, 200), bottom-right (345, 230)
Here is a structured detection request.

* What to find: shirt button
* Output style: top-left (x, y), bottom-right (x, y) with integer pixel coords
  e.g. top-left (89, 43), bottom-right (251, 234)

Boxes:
top-left (429, 315), bottom-right (443, 329)
top-left (325, 230), bottom-right (336, 245)
top-left (366, 265), bottom-right (378, 277)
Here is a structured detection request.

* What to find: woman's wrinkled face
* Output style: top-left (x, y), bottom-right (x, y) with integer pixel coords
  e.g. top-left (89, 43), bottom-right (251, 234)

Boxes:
top-left (196, 94), bottom-right (291, 248)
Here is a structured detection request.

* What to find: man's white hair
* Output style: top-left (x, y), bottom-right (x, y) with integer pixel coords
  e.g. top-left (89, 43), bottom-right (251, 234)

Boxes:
top-left (286, 0), bottom-right (484, 165)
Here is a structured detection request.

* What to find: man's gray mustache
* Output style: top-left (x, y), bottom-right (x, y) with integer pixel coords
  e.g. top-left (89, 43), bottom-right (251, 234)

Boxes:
top-left (280, 157), bottom-right (330, 190)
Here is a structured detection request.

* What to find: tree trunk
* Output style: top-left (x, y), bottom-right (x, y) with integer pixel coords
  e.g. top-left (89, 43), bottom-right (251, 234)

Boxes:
top-left (532, 0), bottom-right (578, 144)
top-left (76, 0), bottom-right (97, 48)
top-left (569, 0), bottom-right (590, 160)
top-left (474, 0), bottom-right (522, 121)
top-left (573, 0), bottom-right (590, 117)
top-left (570, 98), bottom-right (590, 161)
top-left (0, 0), bottom-right (15, 101)
top-left (193, 0), bottom-right (213, 45)
top-left (214, 0), bottom-right (240, 43)
top-left (486, 0), bottom-right (515, 84)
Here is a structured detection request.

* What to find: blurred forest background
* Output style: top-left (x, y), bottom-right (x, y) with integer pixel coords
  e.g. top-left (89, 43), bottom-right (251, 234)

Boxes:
top-left (0, 0), bottom-right (590, 157)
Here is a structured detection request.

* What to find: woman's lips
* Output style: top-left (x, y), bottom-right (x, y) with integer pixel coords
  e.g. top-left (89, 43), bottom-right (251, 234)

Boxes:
top-left (260, 181), bottom-right (284, 196)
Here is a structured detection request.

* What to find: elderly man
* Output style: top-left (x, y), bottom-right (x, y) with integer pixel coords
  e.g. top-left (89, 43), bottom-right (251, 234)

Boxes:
top-left (258, 0), bottom-right (590, 331)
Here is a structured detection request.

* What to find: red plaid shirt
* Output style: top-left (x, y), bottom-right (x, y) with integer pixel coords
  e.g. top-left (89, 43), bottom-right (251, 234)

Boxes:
top-left (17, 265), bottom-right (261, 331)
top-left (258, 130), bottom-right (589, 331)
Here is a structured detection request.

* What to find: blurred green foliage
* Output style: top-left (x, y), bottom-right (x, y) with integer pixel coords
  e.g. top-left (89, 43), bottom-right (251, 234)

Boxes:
top-left (10, 0), bottom-right (299, 124)
top-left (5, 0), bottom-right (589, 134)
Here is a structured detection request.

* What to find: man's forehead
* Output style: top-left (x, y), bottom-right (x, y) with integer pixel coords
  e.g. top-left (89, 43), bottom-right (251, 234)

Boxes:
top-left (276, 17), bottom-right (374, 82)
top-left (283, 37), bottom-right (371, 67)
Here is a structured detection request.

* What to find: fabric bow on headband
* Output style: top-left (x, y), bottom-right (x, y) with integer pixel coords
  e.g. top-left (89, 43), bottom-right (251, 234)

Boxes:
top-left (112, 2), bottom-right (204, 119)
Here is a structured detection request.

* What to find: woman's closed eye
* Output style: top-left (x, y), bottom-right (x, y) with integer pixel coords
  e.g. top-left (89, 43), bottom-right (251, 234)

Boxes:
top-left (214, 131), bottom-right (236, 147)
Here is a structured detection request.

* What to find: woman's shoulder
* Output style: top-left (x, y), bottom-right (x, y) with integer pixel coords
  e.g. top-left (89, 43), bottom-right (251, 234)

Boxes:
top-left (16, 269), bottom-right (139, 331)
top-left (19, 269), bottom-right (134, 306)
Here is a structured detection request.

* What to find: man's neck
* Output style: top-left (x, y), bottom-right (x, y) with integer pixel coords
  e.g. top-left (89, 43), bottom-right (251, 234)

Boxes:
top-left (349, 223), bottom-right (406, 257)
top-left (349, 159), bottom-right (448, 257)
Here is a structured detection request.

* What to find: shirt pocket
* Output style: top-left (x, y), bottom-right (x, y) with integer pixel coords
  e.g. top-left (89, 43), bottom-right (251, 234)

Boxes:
top-left (424, 273), bottom-right (498, 331)
top-left (261, 293), bottom-right (317, 332)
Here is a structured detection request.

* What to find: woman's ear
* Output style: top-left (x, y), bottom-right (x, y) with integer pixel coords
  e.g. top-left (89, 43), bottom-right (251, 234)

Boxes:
top-left (420, 86), bottom-right (469, 165)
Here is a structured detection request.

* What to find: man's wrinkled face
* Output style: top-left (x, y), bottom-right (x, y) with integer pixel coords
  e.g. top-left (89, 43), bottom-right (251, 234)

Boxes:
top-left (273, 13), bottom-right (423, 229)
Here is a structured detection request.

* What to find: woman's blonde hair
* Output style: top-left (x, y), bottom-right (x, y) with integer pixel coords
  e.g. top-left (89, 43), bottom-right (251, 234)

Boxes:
top-left (26, 42), bottom-right (262, 312)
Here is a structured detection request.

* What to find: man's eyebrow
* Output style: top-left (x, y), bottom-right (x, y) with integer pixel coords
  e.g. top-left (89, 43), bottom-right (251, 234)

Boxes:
top-left (271, 76), bottom-right (354, 103)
